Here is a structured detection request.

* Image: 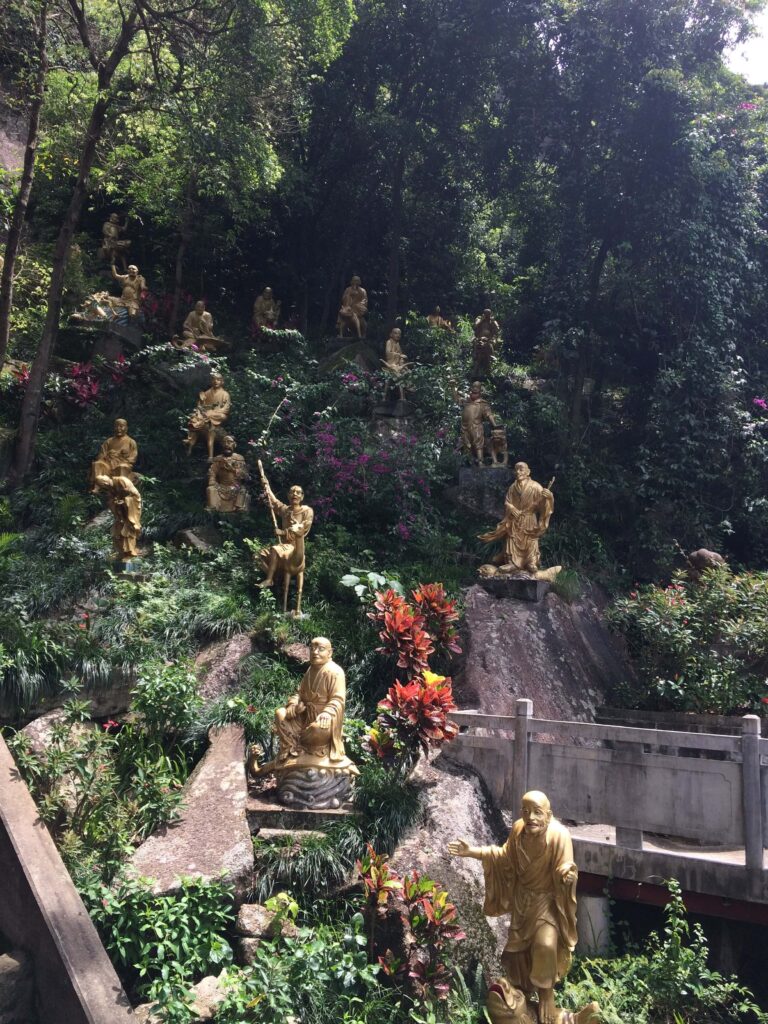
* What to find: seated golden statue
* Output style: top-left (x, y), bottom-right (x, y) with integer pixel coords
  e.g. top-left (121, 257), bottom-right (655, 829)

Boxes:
top-left (253, 287), bottom-right (281, 330)
top-left (449, 791), bottom-right (597, 1024)
top-left (256, 637), bottom-right (358, 807)
top-left (173, 300), bottom-right (227, 353)
top-left (110, 264), bottom-right (146, 317)
top-left (472, 308), bottom-right (500, 377)
top-left (100, 213), bottom-right (131, 269)
top-left (183, 371), bottom-right (231, 460)
top-left (89, 418), bottom-right (138, 493)
top-left (206, 435), bottom-right (249, 512)
top-left (256, 467), bottom-right (313, 615)
top-left (95, 474), bottom-right (142, 563)
top-left (337, 275), bottom-right (368, 338)
top-left (427, 305), bottom-right (453, 331)
top-left (460, 381), bottom-right (497, 465)
top-left (478, 461), bottom-right (561, 581)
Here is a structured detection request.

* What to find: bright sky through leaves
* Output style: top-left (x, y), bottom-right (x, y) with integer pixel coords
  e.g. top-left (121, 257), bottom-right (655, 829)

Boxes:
top-left (726, 10), bottom-right (768, 82)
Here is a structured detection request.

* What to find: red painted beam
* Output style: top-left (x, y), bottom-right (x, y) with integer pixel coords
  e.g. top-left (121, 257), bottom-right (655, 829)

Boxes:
top-left (578, 872), bottom-right (768, 926)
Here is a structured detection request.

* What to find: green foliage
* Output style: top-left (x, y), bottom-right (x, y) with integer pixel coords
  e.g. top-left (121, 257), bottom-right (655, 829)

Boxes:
top-left (85, 875), bottom-right (234, 1011)
top-left (561, 881), bottom-right (768, 1024)
top-left (130, 660), bottom-right (203, 738)
top-left (252, 831), bottom-right (349, 905)
top-left (608, 567), bottom-right (768, 713)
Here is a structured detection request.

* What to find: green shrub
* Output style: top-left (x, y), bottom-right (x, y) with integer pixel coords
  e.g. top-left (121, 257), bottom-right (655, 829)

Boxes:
top-left (130, 660), bottom-right (202, 738)
top-left (607, 567), bottom-right (768, 714)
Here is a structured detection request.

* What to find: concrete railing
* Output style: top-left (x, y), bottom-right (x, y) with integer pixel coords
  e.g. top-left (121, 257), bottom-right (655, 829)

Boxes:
top-left (0, 734), bottom-right (135, 1021)
top-left (448, 699), bottom-right (768, 902)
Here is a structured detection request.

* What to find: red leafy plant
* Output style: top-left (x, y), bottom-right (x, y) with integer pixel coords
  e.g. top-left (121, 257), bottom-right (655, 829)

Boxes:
top-left (370, 670), bottom-right (458, 772)
top-left (368, 584), bottom-right (461, 679)
top-left (356, 844), bottom-right (402, 959)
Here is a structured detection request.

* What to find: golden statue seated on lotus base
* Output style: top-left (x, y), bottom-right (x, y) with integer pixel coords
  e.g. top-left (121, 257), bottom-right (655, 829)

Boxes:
top-left (253, 637), bottom-right (359, 809)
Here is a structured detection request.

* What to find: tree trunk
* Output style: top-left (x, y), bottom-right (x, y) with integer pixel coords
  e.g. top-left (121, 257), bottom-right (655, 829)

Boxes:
top-left (0, 0), bottom-right (49, 366)
top-left (11, 13), bottom-right (137, 484)
top-left (169, 174), bottom-right (196, 332)
top-left (385, 150), bottom-right (406, 329)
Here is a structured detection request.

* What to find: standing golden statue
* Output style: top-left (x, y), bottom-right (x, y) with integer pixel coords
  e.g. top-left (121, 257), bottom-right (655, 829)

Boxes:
top-left (472, 308), bottom-right (500, 377)
top-left (206, 435), bottom-right (250, 512)
top-left (460, 381), bottom-right (498, 465)
top-left (254, 636), bottom-right (358, 808)
top-left (95, 474), bottom-right (142, 564)
top-left (382, 327), bottom-right (410, 401)
top-left (183, 371), bottom-right (231, 460)
top-left (89, 419), bottom-right (138, 493)
top-left (256, 462), bottom-right (314, 615)
top-left (337, 276), bottom-right (368, 338)
top-left (253, 287), bottom-right (281, 330)
top-left (100, 213), bottom-right (131, 269)
top-left (479, 462), bottom-right (561, 581)
top-left (110, 264), bottom-right (146, 317)
top-left (449, 791), bottom-right (599, 1024)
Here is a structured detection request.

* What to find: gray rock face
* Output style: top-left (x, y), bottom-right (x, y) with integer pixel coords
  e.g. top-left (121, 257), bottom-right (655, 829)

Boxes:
top-left (196, 634), bottom-right (253, 707)
top-left (458, 465), bottom-right (516, 520)
top-left (458, 583), bottom-right (633, 721)
top-left (0, 950), bottom-right (34, 1024)
top-left (128, 725), bottom-right (252, 902)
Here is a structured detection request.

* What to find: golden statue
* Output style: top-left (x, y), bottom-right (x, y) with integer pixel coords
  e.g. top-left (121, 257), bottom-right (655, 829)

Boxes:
top-left (487, 979), bottom-right (599, 1024)
top-left (449, 791), bottom-right (596, 1024)
top-left (100, 213), bottom-right (131, 269)
top-left (337, 276), bottom-right (368, 338)
top-left (110, 264), bottom-right (146, 317)
top-left (479, 462), bottom-right (561, 581)
top-left (183, 371), bottom-right (231, 460)
top-left (255, 636), bottom-right (358, 808)
top-left (382, 327), bottom-right (410, 401)
top-left (95, 474), bottom-right (142, 563)
top-left (206, 435), bottom-right (250, 512)
top-left (253, 287), bottom-right (281, 329)
top-left (89, 418), bottom-right (138, 493)
top-left (256, 463), bottom-right (314, 615)
top-left (472, 308), bottom-right (500, 377)
top-left (461, 381), bottom-right (497, 465)
top-left (173, 300), bottom-right (227, 353)
top-left (427, 305), bottom-right (453, 331)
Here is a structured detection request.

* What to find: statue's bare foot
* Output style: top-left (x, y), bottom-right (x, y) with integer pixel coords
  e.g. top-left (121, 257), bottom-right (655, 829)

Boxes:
top-left (538, 989), bottom-right (556, 1024)
top-left (256, 579), bottom-right (274, 588)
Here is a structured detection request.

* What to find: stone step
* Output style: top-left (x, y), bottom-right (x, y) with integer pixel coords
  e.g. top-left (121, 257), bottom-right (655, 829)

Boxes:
top-left (246, 792), bottom-right (355, 833)
top-left (254, 827), bottom-right (326, 842)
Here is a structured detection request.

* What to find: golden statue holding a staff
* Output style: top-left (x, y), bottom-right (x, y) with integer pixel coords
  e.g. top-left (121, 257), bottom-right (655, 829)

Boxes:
top-left (255, 461), bottom-right (314, 616)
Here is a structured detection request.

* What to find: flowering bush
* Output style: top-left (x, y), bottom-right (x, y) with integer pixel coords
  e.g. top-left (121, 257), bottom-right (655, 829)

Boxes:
top-left (368, 585), bottom-right (462, 678)
top-left (608, 567), bottom-right (768, 714)
top-left (412, 583), bottom-right (462, 657)
top-left (371, 671), bottom-right (458, 771)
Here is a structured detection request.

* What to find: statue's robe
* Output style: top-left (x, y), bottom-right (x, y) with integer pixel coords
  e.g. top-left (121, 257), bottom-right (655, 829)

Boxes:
top-left (461, 397), bottom-right (495, 453)
top-left (108, 476), bottom-right (142, 559)
top-left (189, 386), bottom-right (230, 430)
top-left (480, 477), bottom-right (553, 573)
top-left (90, 433), bottom-right (137, 488)
top-left (183, 309), bottom-right (215, 340)
top-left (264, 500), bottom-right (313, 567)
top-left (253, 295), bottom-right (280, 327)
top-left (275, 659), bottom-right (355, 771)
top-left (479, 818), bottom-right (577, 992)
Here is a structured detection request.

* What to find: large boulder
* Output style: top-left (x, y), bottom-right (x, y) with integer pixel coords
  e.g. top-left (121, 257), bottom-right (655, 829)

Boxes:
top-left (128, 725), bottom-right (252, 902)
top-left (457, 583), bottom-right (633, 721)
top-left (0, 950), bottom-right (34, 1024)
top-left (196, 634), bottom-right (253, 707)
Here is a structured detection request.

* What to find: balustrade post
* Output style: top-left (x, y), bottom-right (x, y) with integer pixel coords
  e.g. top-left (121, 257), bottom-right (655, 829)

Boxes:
top-left (513, 699), bottom-right (532, 814)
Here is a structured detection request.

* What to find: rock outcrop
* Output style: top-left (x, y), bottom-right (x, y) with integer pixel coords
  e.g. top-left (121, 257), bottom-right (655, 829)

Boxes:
top-left (196, 634), bottom-right (253, 707)
top-left (457, 583), bottom-right (634, 721)
top-left (129, 725), bottom-right (252, 902)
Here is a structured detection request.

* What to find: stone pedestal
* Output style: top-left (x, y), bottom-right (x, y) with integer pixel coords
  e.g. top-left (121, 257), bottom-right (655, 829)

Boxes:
top-left (458, 465), bottom-right (514, 519)
top-left (477, 575), bottom-right (551, 602)
top-left (276, 766), bottom-right (354, 809)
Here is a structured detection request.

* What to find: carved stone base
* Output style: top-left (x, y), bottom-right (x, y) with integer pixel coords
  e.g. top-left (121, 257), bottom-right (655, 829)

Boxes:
top-left (458, 465), bottom-right (515, 518)
top-left (275, 767), bottom-right (354, 809)
top-left (477, 574), bottom-right (551, 602)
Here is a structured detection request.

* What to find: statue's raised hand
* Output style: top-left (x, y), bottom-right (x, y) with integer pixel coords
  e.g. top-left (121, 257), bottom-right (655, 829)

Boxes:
top-left (447, 839), bottom-right (471, 858)
top-left (316, 712), bottom-right (332, 729)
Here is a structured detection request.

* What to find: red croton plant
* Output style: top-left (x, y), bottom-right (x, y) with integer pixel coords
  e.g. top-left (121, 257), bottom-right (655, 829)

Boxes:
top-left (370, 671), bottom-right (459, 770)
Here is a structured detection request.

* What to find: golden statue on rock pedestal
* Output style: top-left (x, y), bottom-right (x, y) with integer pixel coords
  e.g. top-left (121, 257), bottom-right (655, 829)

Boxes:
top-left (110, 264), bottom-right (146, 317)
top-left (254, 636), bottom-right (358, 808)
top-left (89, 419), bottom-right (138, 493)
top-left (173, 300), bottom-right (227, 353)
top-left (95, 474), bottom-right (142, 564)
top-left (256, 462), bottom-right (314, 615)
top-left (183, 371), bottom-right (231, 460)
top-left (479, 462), bottom-right (561, 582)
top-left (206, 435), bottom-right (249, 512)
top-left (253, 287), bottom-right (281, 330)
top-left (337, 276), bottom-right (368, 338)
top-left (449, 791), bottom-right (600, 1024)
